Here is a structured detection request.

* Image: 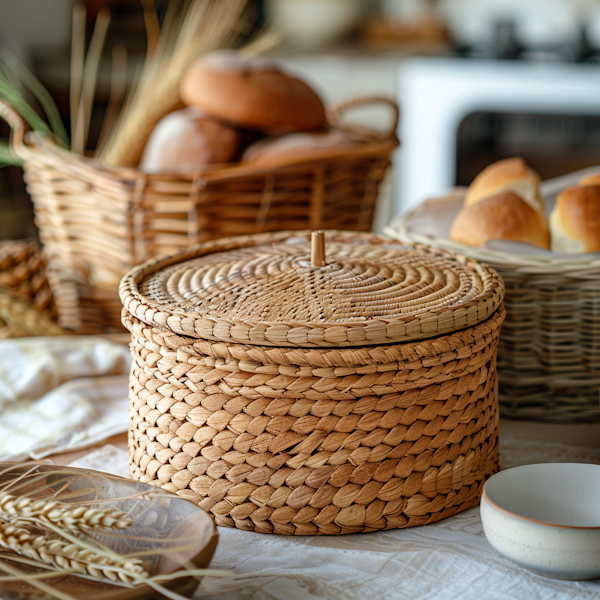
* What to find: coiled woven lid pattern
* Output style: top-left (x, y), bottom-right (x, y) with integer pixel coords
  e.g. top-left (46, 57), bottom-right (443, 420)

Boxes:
top-left (120, 231), bottom-right (504, 347)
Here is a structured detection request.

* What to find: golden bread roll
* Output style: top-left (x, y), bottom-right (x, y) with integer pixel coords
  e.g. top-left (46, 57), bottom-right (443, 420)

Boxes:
top-left (180, 51), bottom-right (326, 133)
top-left (464, 157), bottom-right (545, 214)
top-left (550, 185), bottom-right (600, 253)
top-left (242, 130), bottom-right (354, 164)
top-left (450, 191), bottom-right (550, 249)
top-left (140, 107), bottom-right (241, 173)
top-left (577, 172), bottom-right (600, 186)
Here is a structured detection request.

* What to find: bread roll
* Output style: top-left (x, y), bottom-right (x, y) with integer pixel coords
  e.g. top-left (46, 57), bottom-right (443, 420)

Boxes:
top-left (140, 107), bottom-right (241, 173)
top-left (180, 51), bottom-right (326, 133)
top-left (242, 130), bottom-right (354, 164)
top-left (577, 172), bottom-right (600, 186)
top-left (464, 157), bottom-right (545, 214)
top-left (550, 185), bottom-right (600, 253)
top-left (450, 192), bottom-right (550, 249)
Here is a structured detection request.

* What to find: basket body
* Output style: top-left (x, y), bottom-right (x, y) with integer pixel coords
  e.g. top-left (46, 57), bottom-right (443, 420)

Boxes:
top-left (495, 267), bottom-right (600, 422)
top-left (386, 198), bottom-right (600, 422)
top-left (124, 306), bottom-right (503, 534)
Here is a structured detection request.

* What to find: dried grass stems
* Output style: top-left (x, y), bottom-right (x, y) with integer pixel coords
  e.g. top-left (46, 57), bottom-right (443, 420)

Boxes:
top-left (140, 0), bottom-right (161, 60)
top-left (95, 44), bottom-right (128, 151)
top-left (71, 5), bottom-right (111, 154)
top-left (69, 3), bottom-right (86, 151)
top-left (97, 0), bottom-right (251, 167)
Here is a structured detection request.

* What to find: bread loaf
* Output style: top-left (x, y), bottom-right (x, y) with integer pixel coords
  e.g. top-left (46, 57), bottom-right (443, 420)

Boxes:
top-left (577, 172), bottom-right (600, 186)
top-left (242, 130), bottom-right (354, 165)
top-left (550, 185), bottom-right (600, 253)
top-left (180, 51), bottom-right (326, 133)
top-left (450, 191), bottom-right (550, 249)
top-left (464, 157), bottom-right (545, 214)
top-left (140, 107), bottom-right (241, 173)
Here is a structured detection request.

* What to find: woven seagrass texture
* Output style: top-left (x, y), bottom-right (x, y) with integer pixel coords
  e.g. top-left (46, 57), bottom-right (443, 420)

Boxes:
top-left (120, 230), bottom-right (503, 348)
top-left (0, 240), bottom-right (63, 338)
top-left (386, 202), bottom-right (600, 423)
top-left (122, 230), bottom-right (505, 534)
top-left (124, 306), bottom-right (503, 534)
top-left (0, 98), bottom-right (398, 335)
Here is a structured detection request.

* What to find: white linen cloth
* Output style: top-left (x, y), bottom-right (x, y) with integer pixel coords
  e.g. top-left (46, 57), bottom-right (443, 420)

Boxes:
top-left (71, 424), bottom-right (600, 600)
top-left (0, 336), bottom-right (130, 461)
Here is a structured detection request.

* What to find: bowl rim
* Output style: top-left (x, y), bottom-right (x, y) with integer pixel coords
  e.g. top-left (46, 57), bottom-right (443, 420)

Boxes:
top-left (482, 463), bottom-right (600, 531)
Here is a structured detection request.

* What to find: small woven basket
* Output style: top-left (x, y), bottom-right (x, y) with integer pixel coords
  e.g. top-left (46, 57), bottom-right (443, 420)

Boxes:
top-left (386, 194), bottom-right (600, 422)
top-left (0, 97), bottom-right (398, 335)
top-left (0, 240), bottom-right (63, 338)
top-left (120, 230), bottom-right (505, 534)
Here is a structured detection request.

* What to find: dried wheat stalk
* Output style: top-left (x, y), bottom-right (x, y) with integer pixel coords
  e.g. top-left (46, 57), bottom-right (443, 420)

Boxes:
top-left (95, 44), bottom-right (128, 150)
top-left (69, 3), bottom-right (86, 149)
top-left (141, 0), bottom-right (160, 60)
top-left (0, 492), bottom-right (132, 532)
top-left (72, 7), bottom-right (111, 154)
top-left (0, 522), bottom-right (146, 584)
top-left (0, 556), bottom-right (76, 600)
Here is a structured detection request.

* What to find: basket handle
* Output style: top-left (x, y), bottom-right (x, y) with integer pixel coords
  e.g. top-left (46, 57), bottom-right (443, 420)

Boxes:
top-left (328, 96), bottom-right (399, 140)
top-left (0, 100), bottom-right (26, 156)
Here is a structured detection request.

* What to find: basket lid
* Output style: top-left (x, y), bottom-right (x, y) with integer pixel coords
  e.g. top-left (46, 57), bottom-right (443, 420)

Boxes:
top-left (120, 231), bottom-right (504, 347)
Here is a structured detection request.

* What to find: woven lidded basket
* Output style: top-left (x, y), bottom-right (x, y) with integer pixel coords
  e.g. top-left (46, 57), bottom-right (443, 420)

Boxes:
top-left (0, 98), bottom-right (398, 336)
top-left (120, 230), bottom-right (505, 534)
top-left (385, 190), bottom-right (600, 423)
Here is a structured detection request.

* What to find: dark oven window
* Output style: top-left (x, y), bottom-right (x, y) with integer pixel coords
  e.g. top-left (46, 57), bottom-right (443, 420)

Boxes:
top-left (455, 111), bottom-right (600, 186)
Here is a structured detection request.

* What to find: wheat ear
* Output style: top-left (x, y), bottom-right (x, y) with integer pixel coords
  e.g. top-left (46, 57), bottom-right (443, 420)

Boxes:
top-left (0, 492), bottom-right (132, 532)
top-left (0, 522), bottom-right (147, 584)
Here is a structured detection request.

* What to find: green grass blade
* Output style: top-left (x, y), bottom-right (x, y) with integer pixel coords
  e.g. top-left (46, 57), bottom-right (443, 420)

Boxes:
top-left (1, 52), bottom-right (70, 149)
top-left (0, 140), bottom-right (22, 167)
top-left (0, 70), bottom-right (52, 137)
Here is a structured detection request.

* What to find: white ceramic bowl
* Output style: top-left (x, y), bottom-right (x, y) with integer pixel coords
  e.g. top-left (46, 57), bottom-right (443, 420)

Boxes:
top-left (266, 0), bottom-right (363, 50)
top-left (481, 463), bottom-right (600, 580)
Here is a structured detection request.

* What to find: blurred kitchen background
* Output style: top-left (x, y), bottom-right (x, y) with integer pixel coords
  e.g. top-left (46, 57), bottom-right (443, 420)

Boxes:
top-left (3, 0), bottom-right (600, 237)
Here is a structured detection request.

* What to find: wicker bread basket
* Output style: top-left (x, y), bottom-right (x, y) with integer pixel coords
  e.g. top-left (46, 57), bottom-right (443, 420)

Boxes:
top-left (120, 230), bottom-right (505, 534)
top-left (0, 98), bottom-right (398, 336)
top-left (385, 184), bottom-right (600, 423)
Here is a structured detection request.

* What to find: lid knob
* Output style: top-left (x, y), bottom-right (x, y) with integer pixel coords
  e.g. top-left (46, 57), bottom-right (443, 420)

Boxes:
top-left (311, 231), bottom-right (326, 267)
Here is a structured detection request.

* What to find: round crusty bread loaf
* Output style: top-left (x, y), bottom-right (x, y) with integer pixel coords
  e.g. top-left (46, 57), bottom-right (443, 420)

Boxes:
top-left (140, 107), bottom-right (241, 173)
top-left (241, 129), bottom-right (354, 164)
top-left (180, 51), bottom-right (326, 133)
top-left (578, 172), bottom-right (600, 186)
top-left (450, 191), bottom-right (550, 249)
top-left (464, 157), bottom-right (545, 214)
top-left (550, 185), bottom-right (600, 253)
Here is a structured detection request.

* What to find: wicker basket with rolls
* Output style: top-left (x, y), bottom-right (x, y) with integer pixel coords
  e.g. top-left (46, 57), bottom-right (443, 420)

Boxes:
top-left (386, 157), bottom-right (600, 422)
top-left (0, 38), bottom-right (398, 334)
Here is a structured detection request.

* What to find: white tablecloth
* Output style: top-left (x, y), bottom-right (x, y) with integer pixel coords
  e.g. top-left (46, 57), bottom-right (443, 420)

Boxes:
top-left (0, 336), bottom-right (130, 461)
top-left (70, 421), bottom-right (600, 600)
